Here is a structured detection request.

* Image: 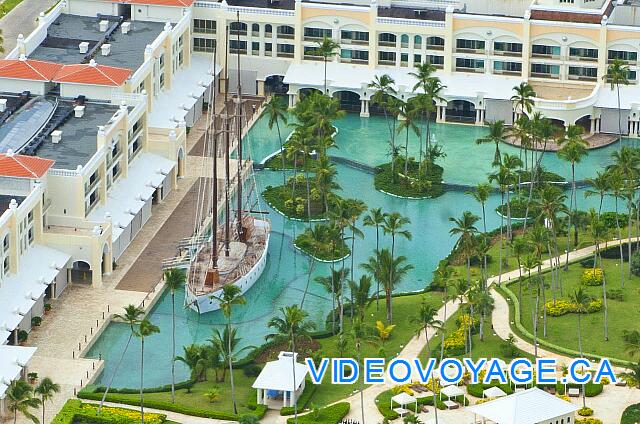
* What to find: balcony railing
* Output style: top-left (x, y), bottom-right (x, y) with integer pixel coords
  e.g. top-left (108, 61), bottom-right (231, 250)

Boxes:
top-left (494, 69), bottom-right (522, 76)
top-left (230, 48), bottom-right (247, 54)
top-left (568, 74), bottom-right (598, 82)
top-left (277, 33), bottom-right (294, 39)
top-left (304, 54), bottom-right (323, 61)
top-left (277, 52), bottom-right (294, 58)
top-left (455, 48), bottom-right (485, 54)
top-left (530, 72), bottom-right (560, 79)
top-left (379, 40), bottom-right (396, 47)
top-left (341, 38), bottom-right (369, 46)
top-left (531, 52), bottom-right (560, 59)
top-left (229, 30), bottom-right (247, 36)
top-left (426, 44), bottom-right (444, 51)
top-left (340, 57), bottom-right (368, 65)
top-left (456, 66), bottom-right (484, 73)
top-left (569, 55), bottom-right (598, 62)
top-left (378, 59), bottom-right (395, 66)
top-left (493, 50), bottom-right (522, 57)
top-left (303, 35), bottom-right (324, 42)
top-left (607, 58), bottom-right (637, 65)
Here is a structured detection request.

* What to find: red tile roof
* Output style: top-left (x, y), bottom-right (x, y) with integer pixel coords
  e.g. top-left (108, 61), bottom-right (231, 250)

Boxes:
top-left (53, 62), bottom-right (132, 87)
top-left (0, 153), bottom-right (55, 178)
top-left (108, 0), bottom-right (194, 6)
top-left (0, 59), bottom-right (63, 82)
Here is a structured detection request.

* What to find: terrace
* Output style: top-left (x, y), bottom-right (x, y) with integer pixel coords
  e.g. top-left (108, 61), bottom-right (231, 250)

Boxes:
top-left (28, 14), bottom-right (166, 72)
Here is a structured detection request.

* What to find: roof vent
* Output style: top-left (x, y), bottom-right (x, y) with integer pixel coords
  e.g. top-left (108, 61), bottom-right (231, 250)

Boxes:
top-left (74, 105), bottom-right (85, 118)
top-left (18, 54), bottom-right (27, 61)
top-left (89, 59), bottom-right (97, 67)
top-left (121, 22), bottom-right (131, 34)
top-left (79, 42), bottom-right (89, 54)
top-left (99, 20), bottom-right (109, 32)
top-left (6, 148), bottom-right (14, 157)
top-left (0, 99), bottom-right (7, 113)
top-left (51, 130), bottom-right (62, 144)
top-left (101, 44), bottom-right (111, 56)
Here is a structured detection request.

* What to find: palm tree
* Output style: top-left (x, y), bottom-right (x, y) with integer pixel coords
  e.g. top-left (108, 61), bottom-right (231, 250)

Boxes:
top-left (511, 82), bottom-right (536, 119)
top-left (313, 37), bottom-right (340, 94)
top-left (397, 100), bottom-right (421, 177)
top-left (477, 120), bottom-right (507, 167)
top-left (361, 248), bottom-right (413, 323)
top-left (314, 155), bottom-right (340, 217)
top-left (589, 211), bottom-right (609, 341)
top-left (382, 212), bottom-right (412, 260)
top-left (448, 211), bottom-right (479, 285)
top-left (526, 224), bottom-right (549, 339)
top-left (570, 288), bottom-right (591, 408)
top-left (315, 268), bottom-right (348, 334)
top-left (350, 318), bottom-right (376, 424)
top-left (344, 198), bottom-right (367, 315)
top-left (134, 319), bottom-right (160, 424)
top-left (605, 169), bottom-right (627, 287)
top-left (521, 254), bottom-right (541, 357)
top-left (622, 330), bottom-right (640, 359)
top-left (34, 378), bottom-right (59, 424)
top-left (467, 182), bottom-right (492, 277)
top-left (511, 236), bottom-right (529, 317)
top-left (585, 170), bottom-right (610, 216)
top-left (474, 289), bottom-right (494, 342)
top-left (369, 75), bottom-right (399, 176)
top-left (264, 95), bottom-right (289, 185)
top-left (209, 326), bottom-right (252, 383)
top-left (163, 268), bottom-right (185, 403)
top-left (603, 59), bottom-right (630, 149)
top-left (99, 304), bottom-right (144, 411)
top-left (210, 284), bottom-right (246, 415)
top-left (6, 380), bottom-right (40, 424)
top-left (619, 362), bottom-right (640, 388)
top-left (175, 344), bottom-right (208, 381)
top-left (410, 299), bottom-right (442, 343)
top-left (608, 146), bottom-right (640, 278)
top-left (266, 305), bottom-right (316, 424)
top-left (363, 208), bottom-right (387, 310)
top-left (349, 275), bottom-right (373, 322)
top-left (557, 128), bottom-right (588, 268)
top-left (422, 77), bottom-right (446, 151)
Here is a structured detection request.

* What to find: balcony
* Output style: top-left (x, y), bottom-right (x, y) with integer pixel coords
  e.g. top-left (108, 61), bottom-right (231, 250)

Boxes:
top-left (569, 55), bottom-right (597, 63)
top-left (304, 54), bottom-right (323, 61)
top-left (531, 52), bottom-right (560, 60)
top-left (277, 52), bottom-right (294, 58)
top-left (455, 48), bottom-right (485, 55)
top-left (379, 40), bottom-right (396, 47)
top-left (607, 57), bottom-right (637, 65)
top-left (252, 30), bottom-right (260, 37)
top-left (493, 50), bottom-right (522, 58)
top-left (277, 32), bottom-right (294, 39)
top-left (456, 66), bottom-right (484, 73)
top-left (340, 57), bottom-right (368, 65)
top-left (230, 48), bottom-right (247, 55)
top-left (341, 38), bottom-right (369, 46)
top-left (229, 30), bottom-right (247, 36)
top-left (530, 72), bottom-right (560, 79)
top-left (378, 59), bottom-right (395, 66)
top-left (426, 44), bottom-right (444, 51)
top-left (568, 74), bottom-right (597, 82)
top-left (303, 35), bottom-right (324, 42)
top-left (494, 69), bottom-right (522, 76)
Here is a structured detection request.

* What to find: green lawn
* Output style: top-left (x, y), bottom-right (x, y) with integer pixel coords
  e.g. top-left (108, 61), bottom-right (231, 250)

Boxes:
top-left (307, 292), bottom-right (445, 406)
top-left (0, 0), bottom-right (25, 17)
top-left (509, 257), bottom-right (640, 361)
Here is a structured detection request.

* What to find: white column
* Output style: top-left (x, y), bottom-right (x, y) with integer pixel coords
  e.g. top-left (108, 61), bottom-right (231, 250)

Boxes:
top-left (475, 109), bottom-right (481, 125)
top-left (360, 99), bottom-right (366, 117)
top-left (365, 100), bottom-right (370, 115)
top-left (590, 117), bottom-right (596, 135)
top-left (283, 390), bottom-right (288, 407)
top-left (441, 106), bottom-right (447, 122)
top-left (257, 389), bottom-right (261, 405)
top-left (288, 93), bottom-right (297, 108)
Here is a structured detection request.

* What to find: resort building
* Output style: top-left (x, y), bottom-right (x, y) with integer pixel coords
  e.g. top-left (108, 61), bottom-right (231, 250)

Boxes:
top-left (0, 0), bottom-right (218, 346)
top-left (49, 0), bottom-right (640, 135)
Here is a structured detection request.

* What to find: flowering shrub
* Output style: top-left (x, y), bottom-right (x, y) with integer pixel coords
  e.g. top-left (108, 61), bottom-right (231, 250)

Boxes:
top-left (53, 400), bottom-right (166, 424)
top-left (556, 393), bottom-right (570, 402)
top-left (545, 299), bottom-right (603, 316)
top-left (581, 269), bottom-right (603, 286)
top-left (578, 407), bottom-right (594, 416)
top-left (575, 418), bottom-right (602, 424)
top-left (444, 314), bottom-right (476, 355)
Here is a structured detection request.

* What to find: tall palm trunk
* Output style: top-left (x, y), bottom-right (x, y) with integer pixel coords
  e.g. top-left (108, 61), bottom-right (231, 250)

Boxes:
top-left (577, 312), bottom-right (586, 408)
top-left (627, 194), bottom-right (633, 278)
top-left (498, 191), bottom-right (505, 284)
top-left (598, 247), bottom-right (609, 341)
top-left (404, 128), bottom-right (410, 177)
top-left (439, 301), bottom-right (447, 363)
top-left (140, 337), bottom-right (145, 424)
top-left (171, 292), bottom-right (176, 403)
top-left (291, 331), bottom-right (298, 423)
top-left (375, 225), bottom-right (380, 311)
top-left (228, 320), bottom-right (238, 415)
top-left (350, 228), bottom-right (356, 322)
top-left (305, 159), bottom-right (311, 227)
top-left (615, 198), bottom-right (625, 288)
top-left (276, 120), bottom-right (286, 186)
top-left (291, 152), bottom-right (298, 201)
top-left (565, 163), bottom-right (576, 271)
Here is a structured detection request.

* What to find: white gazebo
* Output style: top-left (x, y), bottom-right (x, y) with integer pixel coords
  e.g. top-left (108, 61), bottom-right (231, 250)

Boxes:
top-left (468, 387), bottom-right (579, 424)
top-left (482, 386), bottom-right (507, 398)
top-left (440, 384), bottom-right (465, 410)
top-left (390, 392), bottom-right (417, 417)
top-left (0, 346), bottom-right (37, 418)
top-left (252, 352), bottom-right (308, 409)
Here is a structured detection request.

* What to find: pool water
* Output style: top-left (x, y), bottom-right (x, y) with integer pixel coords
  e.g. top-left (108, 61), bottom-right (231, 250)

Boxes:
top-left (87, 113), bottom-right (625, 388)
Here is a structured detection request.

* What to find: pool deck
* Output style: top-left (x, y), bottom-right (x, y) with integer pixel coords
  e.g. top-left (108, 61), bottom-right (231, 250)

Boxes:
top-left (504, 132), bottom-right (619, 152)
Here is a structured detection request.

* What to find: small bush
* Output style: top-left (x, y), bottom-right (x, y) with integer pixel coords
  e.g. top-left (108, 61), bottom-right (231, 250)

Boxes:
top-left (580, 268), bottom-right (603, 286)
top-left (31, 316), bottom-right (42, 327)
top-left (632, 251), bottom-right (640, 277)
top-left (606, 288), bottom-right (625, 301)
top-left (52, 399), bottom-right (167, 424)
top-left (580, 258), bottom-right (596, 268)
top-left (575, 418), bottom-right (602, 424)
top-left (578, 407), bottom-right (593, 416)
top-left (243, 364), bottom-right (262, 378)
top-left (286, 402), bottom-right (350, 424)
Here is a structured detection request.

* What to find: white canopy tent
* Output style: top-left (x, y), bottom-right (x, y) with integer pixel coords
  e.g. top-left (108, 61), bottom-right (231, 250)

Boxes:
top-left (440, 384), bottom-right (464, 399)
top-left (390, 392), bottom-right (417, 417)
top-left (469, 387), bottom-right (579, 424)
top-left (483, 386), bottom-right (507, 398)
top-left (252, 352), bottom-right (308, 409)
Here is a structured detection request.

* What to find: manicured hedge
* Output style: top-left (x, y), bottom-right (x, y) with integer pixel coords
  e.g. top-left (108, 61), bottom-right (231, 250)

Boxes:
top-left (77, 391), bottom-right (267, 421)
top-left (280, 383), bottom-right (317, 416)
top-left (286, 402), bottom-right (350, 424)
top-left (52, 399), bottom-right (166, 424)
top-left (92, 380), bottom-right (196, 394)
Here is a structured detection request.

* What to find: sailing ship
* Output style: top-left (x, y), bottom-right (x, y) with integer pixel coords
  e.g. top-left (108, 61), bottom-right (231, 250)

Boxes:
top-left (185, 14), bottom-right (270, 314)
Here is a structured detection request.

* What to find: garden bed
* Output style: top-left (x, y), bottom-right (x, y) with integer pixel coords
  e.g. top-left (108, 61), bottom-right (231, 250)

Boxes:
top-left (262, 179), bottom-right (339, 221)
top-left (374, 160), bottom-right (444, 199)
top-left (294, 225), bottom-right (350, 262)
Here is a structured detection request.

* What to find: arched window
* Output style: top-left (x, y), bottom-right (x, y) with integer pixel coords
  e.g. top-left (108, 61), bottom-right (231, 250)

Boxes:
top-left (2, 235), bottom-right (8, 253)
top-left (401, 34), bottom-right (409, 48)
top-left (414, 35), bottom-right (422, 48)
top-left (265, 24), bottom-right (272, 35)
top-left (252, 23), bottom-right (259, 33)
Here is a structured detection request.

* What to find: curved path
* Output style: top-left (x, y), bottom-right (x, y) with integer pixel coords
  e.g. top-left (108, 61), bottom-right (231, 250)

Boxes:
top-left (266, 236), bottom-right (640, 424)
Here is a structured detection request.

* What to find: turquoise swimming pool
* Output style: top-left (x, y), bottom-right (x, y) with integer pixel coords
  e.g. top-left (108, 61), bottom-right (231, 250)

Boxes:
top-left (86, 113), bottom-right (625, 388)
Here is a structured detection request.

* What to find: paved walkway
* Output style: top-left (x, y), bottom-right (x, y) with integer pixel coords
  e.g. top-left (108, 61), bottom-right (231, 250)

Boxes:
top-left (0, 0), bottom-right (58, 57)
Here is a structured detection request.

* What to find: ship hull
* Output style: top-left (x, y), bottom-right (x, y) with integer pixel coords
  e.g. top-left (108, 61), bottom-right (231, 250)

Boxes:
top-left (185, 219), bottom-right (270, 314)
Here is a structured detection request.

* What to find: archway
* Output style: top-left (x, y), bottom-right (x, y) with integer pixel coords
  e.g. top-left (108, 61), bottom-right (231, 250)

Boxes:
top-left (574, 115), bottom-right (591, 134)
top-left (265, 75), bottom-right (288, 95)
top-left (71, 260), bottom-right (92, 284)
top-left (332, 90), bottom-right (360, 113)
top-left (368, 92), bottom-right (400, 117)
top-left (101, 243), bottom-right (110, 276)
top-left (299, 87), bottom-right (322, 100)
top-left (446, 100), bottom-right (476, 123)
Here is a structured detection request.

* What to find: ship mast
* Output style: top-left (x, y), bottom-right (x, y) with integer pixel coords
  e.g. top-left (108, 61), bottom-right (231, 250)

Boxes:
top-left (210, 42), bottom-right (218, 269)
top-left (223, 24), bottom-right (231, 257)
top-left (235, 11), bottom-right (244, 241)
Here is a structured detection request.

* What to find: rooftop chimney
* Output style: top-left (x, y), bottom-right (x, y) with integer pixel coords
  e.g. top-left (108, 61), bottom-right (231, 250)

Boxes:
top-left (79, 42), bottom-right (89, 54)
top-left (101, 44), bottom-right (111, 56)
top-left (89, 59), bottom-right (97, 67)
top-left (51, 130), bottom-right (62, 144)
top-left (99, 20), bottom-right (109, 32)
top-left (121, 22), bottom-right (131, 34)
top-left (74, 105), bottom-right (85, 118)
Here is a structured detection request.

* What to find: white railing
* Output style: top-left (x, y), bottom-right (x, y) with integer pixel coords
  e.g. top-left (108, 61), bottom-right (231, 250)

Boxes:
top-left (533, 83), bottom-right (600, 111)
top-left (376, 17), bottom-right (445, 27)
top-left (172, 8), bottom-right (191, 39)
top-left (129, 59), bottom-right (153, 88)
top-left (81, 147), bottom-right (108, 178)
top-left (49, 168), bottom-right (81, 177)
top-left (111, 92), bottom-right (145, 106)
top-left (194, 1), bottom-right (294, 16)
top-left (391, 0), bottom-right (459, 7)
top-left (15, 186), bottom-right (42, 222)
